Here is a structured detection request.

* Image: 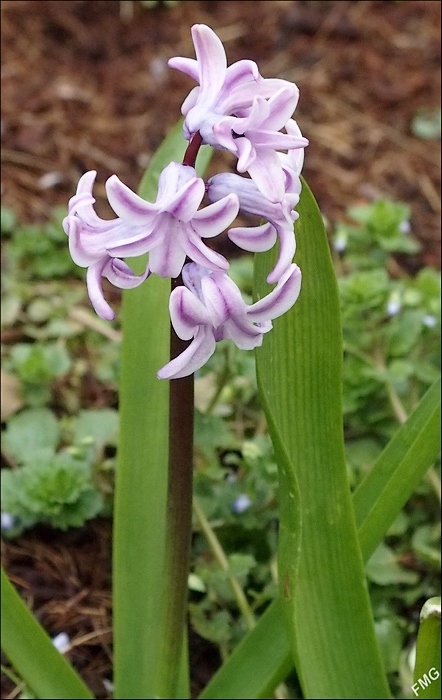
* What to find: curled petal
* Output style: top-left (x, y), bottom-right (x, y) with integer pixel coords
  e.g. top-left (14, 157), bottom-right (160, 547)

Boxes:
top-left (86, 260), bottom-right (115, 321)
top-left (220, 60), bottom-right (260, 102)
top-left (183, 226), bottom-right (229, 272)
top-left (248, 264), bottom-right (302, 322)
top-left (169, 286), bottom-right (211, 340)
top-left (103, 258), bottom-right (150, 289)
top-left (192, 194), bottom-right (239, 237)
top-left (223, 317), bottom-right (266, 350)
top-left (202, 272), bottom-right (247, 328)
top-left (266, 221), bottom-right (297, 285)
top-left (167, 177), bottom-right (205, 221)
top-left (167, 56), bottom-right (199, 81)
top-left (260, 86), bottom-right (300, 131)
top-left (106, 175), bottom-right (158, 224)
top-left (105, 224), bottom-right (161, 258)
top-left (157, 326), bottom-right (216, 380)
top-left (235, 137), bottom-right (256, 173)
top-left (228, 222), bottom-right (277, 252)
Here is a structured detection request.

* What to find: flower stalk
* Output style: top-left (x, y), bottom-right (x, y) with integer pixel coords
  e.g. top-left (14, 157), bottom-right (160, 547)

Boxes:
top-left (157, 279), bottom-right (195, 697)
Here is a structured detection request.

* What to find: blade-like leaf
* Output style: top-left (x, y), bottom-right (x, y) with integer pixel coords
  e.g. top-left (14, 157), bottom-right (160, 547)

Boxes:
top-left (354, 377), bottom-right (441, 560)
top-left (201, 373), bottom-right (440, 698)
top-left (254, 177), bottom-right (389, 698)
top-left (1, 568), bottom-right (93, 699)
top-left (112, 120), bottom-right (212, 699)
top-left (413, 597), bottom-right (441, 699)
top-left (201, 374), bottom-right (440, 698)
top-left (198, 596), bottom-right (293, 700)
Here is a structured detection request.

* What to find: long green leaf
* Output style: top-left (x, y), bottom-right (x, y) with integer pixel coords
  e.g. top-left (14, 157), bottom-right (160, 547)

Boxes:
top-left (254, 177), bottom-right (389, 698)
top-left (201, 377), bottom-right (440, 698)
top-left (113, 121), bottom-right (212, 699)
top-left (354, 377), bottom-right (441, 560)
top-left (1, 568), bottom-right (93, 699)
top-left (201, 373), bottom-right (440, 698)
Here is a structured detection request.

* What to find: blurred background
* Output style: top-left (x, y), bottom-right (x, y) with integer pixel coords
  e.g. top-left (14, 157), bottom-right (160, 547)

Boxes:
top-left (1, 2), bottom-right (440, 698)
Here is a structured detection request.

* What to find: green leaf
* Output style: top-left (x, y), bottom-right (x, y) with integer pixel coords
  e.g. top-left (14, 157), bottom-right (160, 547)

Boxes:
top-left (1, 568), bottom-right (94, 699)
top-left (353, 377), bottom-right (441, 561)
top-left (254, 178), bottom-right (389, 698)
top-left (112, 119), bottom-right (212, 699)
top-left (413, 598), bottom-right (441, 699)
top-left (72, 409), bottom-right (119, 452)
top-left (2, 408), bottom-right (60, 464)
top-left (366, 542), bottom-right (419, 586)
top-left (199, 597), bottom-right (293, 700)
top-left (201, 376), bottom-right (440, 698)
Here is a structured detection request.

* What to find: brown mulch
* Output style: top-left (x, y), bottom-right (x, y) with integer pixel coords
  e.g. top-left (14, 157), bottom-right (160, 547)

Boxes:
top-left (1, 1), bottom-right (441, 698)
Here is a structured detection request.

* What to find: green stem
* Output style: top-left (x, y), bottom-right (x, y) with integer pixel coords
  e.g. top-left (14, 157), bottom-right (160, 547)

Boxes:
top-left (158, 277), bottom-right (195, 698)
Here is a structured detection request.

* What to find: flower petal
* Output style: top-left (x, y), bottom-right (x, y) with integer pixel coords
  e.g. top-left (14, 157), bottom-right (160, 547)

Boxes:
top-left (167, 177), bottom-right (205, 221)
top-left (247, 149), bottom-right (286, 203)
top-left (182, 225), bottom-right (229, 272)
top-left (86, 261), bottom-right (115, 321)
top-left (201, 272), bottom-right (247, 328)
top-left (260, 86), bottom-right (300, 131)
top-left (103, 258), bottom-right (150, 289)
top-left (248, 263), bottom-right (302, 322)
top-left (191, 24), bottom-right (227, 104)
top-left (167, 56), bottom-right (199, 81)
top-left (266, 221), bottom-right (297, 285)
top-left (192, 194), bottom-right (239, 237)
top-left (169, 286), bottom-right (211, 340)
top-left (106, 175), bottom-right (158, 224)
top-left (148, 232), bottom-right (186, 278)
top-left (228, 222), bottom-right (277, 252)
top-left (157, 326), bottom-right (216, 380)
top-left (223, 317), bottom-right (265, 350)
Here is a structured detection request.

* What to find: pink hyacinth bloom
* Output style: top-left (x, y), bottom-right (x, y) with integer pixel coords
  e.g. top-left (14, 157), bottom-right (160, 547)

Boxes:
top-left (63, 171), bottom-right (150, 321)
top-left (169, 24), bottom-right (308, 203)
top-left (158, 262), bottom-right (302, 380)
top-left (105, 162), bottom-right (239, 278)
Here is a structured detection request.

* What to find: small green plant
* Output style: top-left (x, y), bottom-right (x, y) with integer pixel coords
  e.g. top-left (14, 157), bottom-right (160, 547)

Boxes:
top-left (1, 408), bottom-right (119, 536)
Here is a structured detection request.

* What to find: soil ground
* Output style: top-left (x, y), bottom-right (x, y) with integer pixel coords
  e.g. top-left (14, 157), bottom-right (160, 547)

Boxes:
top-left (1, 1), bottom-right (440, 698)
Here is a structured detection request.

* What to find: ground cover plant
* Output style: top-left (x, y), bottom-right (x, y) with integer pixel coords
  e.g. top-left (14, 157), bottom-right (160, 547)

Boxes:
top-left (1, 4), bottom-right (440, 700)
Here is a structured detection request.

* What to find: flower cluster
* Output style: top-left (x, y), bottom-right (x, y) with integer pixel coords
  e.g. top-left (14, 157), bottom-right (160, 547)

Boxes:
top-left (63, 24), bottom-right (308, 379)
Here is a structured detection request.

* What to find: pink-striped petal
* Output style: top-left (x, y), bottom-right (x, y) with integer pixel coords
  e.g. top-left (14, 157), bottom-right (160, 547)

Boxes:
top-left (86, 261), bottom-right (115, 321)
top-left (247, 150), bottom-right (286, 203)
top-left (191, 194), bottom-right (239, 237)
top-left (169, 286), bottom-right (211, 340)
top-left (228, 223), bottom-right (277, 252)
top-left (157, 326), bottom-right (216, 380)
top-left (191, 24), bottom-right (227, 103)
top-left (103, 258), bottom-right (150, 289)
top-left (106, 175), bottom-right (158, 224)
top-left (167, 177), bottom-right (205, 221)
top-left (182, 226), bottom-right (229, 272)
top-left (148, 235), bottom-right (186, 279)
top-left (248, 264), bottom-right (302, 322)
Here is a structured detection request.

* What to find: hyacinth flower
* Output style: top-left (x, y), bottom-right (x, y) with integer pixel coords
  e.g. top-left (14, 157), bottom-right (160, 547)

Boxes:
top-left (63, 170), bottom-right (150, 321)
top-left (158, 261), bottom-right (302, 380)
top-left (169, 23), bottom-right (308, 203)
top-left (207, 172), bottom-right (300, 285)
top-left (64, 163), bottom-right (240, 319)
